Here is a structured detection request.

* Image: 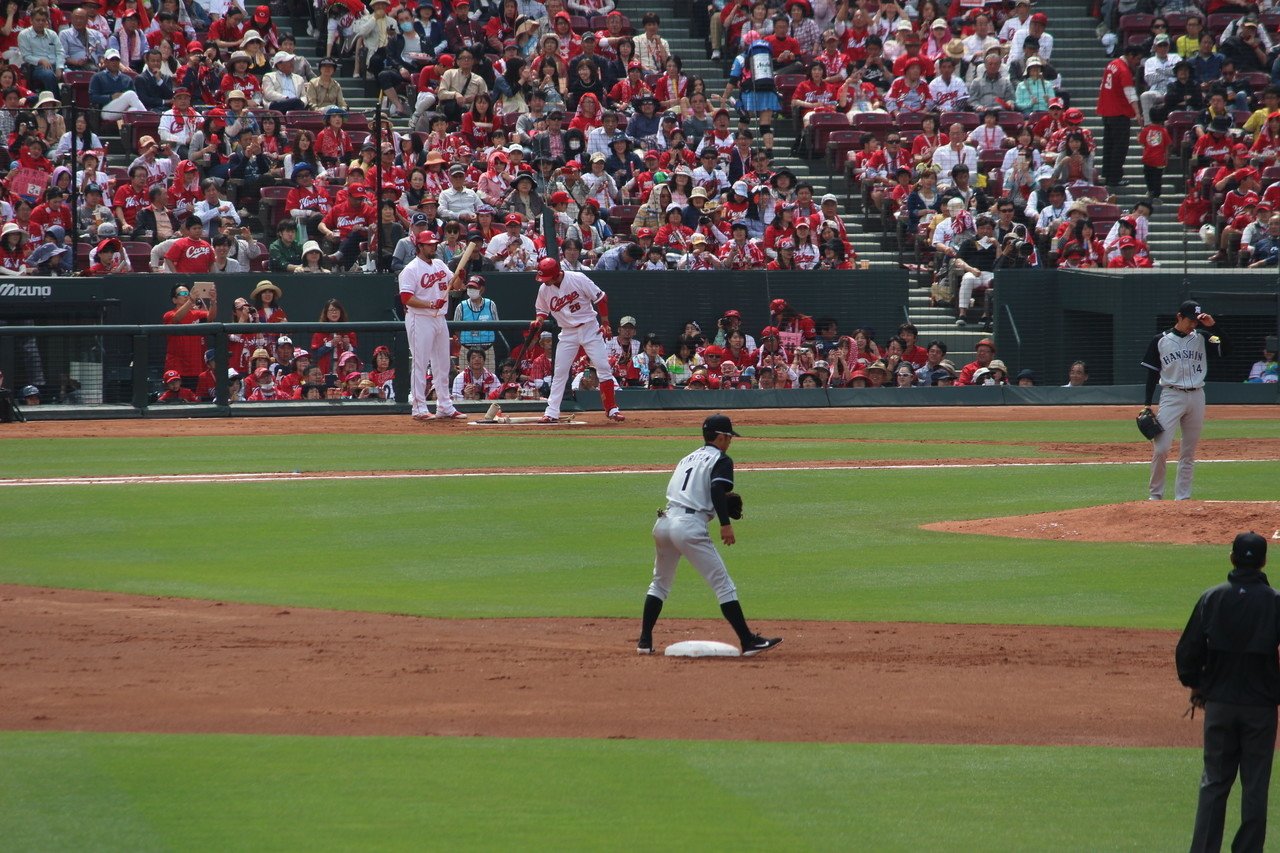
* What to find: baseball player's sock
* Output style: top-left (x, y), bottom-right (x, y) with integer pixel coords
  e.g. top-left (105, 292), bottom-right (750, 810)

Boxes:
top-left (599, 378), bottom-right (618, 413)
top-left (641, 594), bottom-right (664, 638)
top-left (719, 600), bottom-right (752, 645)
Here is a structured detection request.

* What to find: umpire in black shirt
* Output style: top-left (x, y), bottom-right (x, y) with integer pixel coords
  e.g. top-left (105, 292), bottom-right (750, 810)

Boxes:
top-left (1177, 531), bottom-right (1277, 853)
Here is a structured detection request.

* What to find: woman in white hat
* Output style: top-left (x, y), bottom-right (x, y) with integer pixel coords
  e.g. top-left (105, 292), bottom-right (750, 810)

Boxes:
top-left (297, 240), bottom-right (331, 273)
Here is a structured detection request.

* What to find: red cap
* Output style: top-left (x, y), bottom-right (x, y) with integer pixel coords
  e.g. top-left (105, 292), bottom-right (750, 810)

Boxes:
top-left (628, 61), bottom-right (642, 71)
top-left (723, 309), bottom-right (741, 318)
top-left (633, 227), bottom-right (654, 239)
top-left (504, 213), bottom-right (523, 225)
top-left (770, 298), bottom-right (787, 312)
top-left (761, 325), bottom-right (780, 338)
top-left (414, 230), bottom-right (439, 245)
top-left (549, 190), bottom-right (571, 204)
top-left (254, 4), bottom-right (270, 22)
top-left (163, 370), bottom-right (181, 383)
top-left (702, 345), bottom-right (725, 358)
top-left (535, 257), bottom-right (562, 283)
top-left (1030, 12), bottom-right (1048, 23)
top-left (1117, 236), bottom-right (1137, 248)
top-left (187, 40), bottom-right (204, 54)
top-left (1048, 98), bottom-right (1064, 108)
top-left (1064, 108), bottom-right (1084, 123)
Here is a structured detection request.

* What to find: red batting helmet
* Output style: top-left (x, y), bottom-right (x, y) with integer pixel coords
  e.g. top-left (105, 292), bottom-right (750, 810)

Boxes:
top-left (535, 257), bottom-right (562, 284)
top-left (415, 230), bottom-right (439, 246)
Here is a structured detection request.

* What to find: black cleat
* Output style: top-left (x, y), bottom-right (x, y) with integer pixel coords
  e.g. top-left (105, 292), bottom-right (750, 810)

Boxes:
top-left (637, 637), bottom-right (654, 655)
top-left (741, 635), bottom-right (783, 657)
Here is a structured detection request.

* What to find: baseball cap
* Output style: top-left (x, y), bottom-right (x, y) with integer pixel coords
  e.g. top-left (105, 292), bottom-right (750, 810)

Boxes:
top-left (277, 335), bottom-right (293, 346)
top-left (20, 385), bottom-right (38, 397)
top-left (702, 413), bottom-right (741, 439)
top-left (1232, 531), bottom-right (1268, 569)
top-left (411, 212), bottom-right (430, 226)
top-left (162, 370), bottom-right (181, 383)
top-left (103, 48), bottom-right (121, 60)
top-left (620, 316), bottom-right (637, 327)
top-left (1179, 300), bottom-right (1203, 318)
top-left (504, 213), bottom-right (523, 225)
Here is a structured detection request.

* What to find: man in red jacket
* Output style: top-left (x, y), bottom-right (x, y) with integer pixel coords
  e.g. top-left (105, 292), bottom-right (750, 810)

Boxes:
top-left (955, 337), bottom-right (996, 386)
top-left (1096, 44), bottom-right (1144, 189)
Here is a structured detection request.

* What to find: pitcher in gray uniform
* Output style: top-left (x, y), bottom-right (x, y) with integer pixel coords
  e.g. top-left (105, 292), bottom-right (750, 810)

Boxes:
top-left (636, 414), bottom-right (783, 657)
top-left (1141, 301), bottom-right (1224, 500)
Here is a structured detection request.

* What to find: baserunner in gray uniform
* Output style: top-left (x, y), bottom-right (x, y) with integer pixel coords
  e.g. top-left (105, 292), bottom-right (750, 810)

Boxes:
top-left (636, 414), bottom-right (782, 657)
top-left (1141, 300), bottom-right (1224, 500)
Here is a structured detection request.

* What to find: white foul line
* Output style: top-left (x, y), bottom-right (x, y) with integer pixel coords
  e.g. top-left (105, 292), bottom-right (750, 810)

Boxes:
top-left (0, 459), bottom-right (1273, 488)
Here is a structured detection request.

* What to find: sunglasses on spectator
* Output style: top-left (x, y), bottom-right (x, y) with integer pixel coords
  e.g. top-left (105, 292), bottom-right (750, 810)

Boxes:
top-left (177, 290), bottom-right (191, 297)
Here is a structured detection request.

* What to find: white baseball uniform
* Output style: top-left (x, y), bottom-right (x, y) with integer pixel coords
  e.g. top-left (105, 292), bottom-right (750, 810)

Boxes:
top-left (399, 256), bottom-right (460, 418)
top-left (647, 443), bottom-right (739, 604)
top-left (535, 270), bottom-right (618, 419)
top-left (1141, 324), bottom-right (1223, 500)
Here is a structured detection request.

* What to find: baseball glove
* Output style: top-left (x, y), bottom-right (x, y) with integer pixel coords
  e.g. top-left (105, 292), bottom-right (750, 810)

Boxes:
top-left (726, 492), bottom-right (743, 520)
top-left (1136, 407), bottom-right (1164, 441)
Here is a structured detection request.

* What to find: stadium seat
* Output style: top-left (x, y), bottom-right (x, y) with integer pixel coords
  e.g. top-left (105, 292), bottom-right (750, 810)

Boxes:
top-left (940, 111), bottom-right (979, 134)
top-left (121, 112), bottom-right (161, 151)
top-left (1207, 12), bottom-right (1234, 38)
top-left (997, 111), bottom-right (1026, 135)
top-left (1072, 186), bottom-right (1110, 202)
top-left (807, 112), bottom-right (850, 159)
top-left (896, 113), bottom-right (925, 136)
top-left (851, 112), bottom-right (892, 141)
top-left (285, 110), bottom-right (325, 134)
top-left (1119, 13), bottom-right (1154, 41)
top-left (1164, 12), bottom-right (1190, 35)
top-left (64, 70), bottom-right (92, 110)
top-left (589, 14), bottom-right (633, 34)
top-left (569, 14), bottom-right (589, 33)
top-left (251, 242), bottom-right (270, 272)
top-left (773, 74), bottom-right (805, 111)
top-left (827, 129), bottom-right (862, 180)
top-left (608, 204), bottom-right (640, 235)
top-left (1086, 203), bottom-right (1121, 233)
top-left (258, 186), bottom-right (292, 233)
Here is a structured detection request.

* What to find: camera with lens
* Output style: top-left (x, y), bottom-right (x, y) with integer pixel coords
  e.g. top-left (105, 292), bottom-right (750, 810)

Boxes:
top-left (1003, 224), bottom-right (1034, 258)
top-left (699, 215), bottom-right (712, 226)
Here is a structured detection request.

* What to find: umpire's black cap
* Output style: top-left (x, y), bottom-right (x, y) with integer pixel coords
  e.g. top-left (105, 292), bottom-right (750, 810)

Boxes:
top-left (703, 413), bottom-right (741, 441)
top-left (1232, 532), bottom-right (1268, 569)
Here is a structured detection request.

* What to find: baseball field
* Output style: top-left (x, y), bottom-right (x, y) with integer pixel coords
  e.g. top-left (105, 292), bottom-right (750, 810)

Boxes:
top-left (3, 405), bottom-right (1279, 850)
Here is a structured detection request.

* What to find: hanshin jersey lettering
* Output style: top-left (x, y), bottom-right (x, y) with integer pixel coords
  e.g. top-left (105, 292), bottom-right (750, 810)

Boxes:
top-left (1142, 326), bottom-right (1219, 389)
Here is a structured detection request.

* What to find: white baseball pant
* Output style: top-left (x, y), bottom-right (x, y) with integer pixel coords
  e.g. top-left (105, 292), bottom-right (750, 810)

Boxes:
top-left (1149, 386), bottom-right (1205, 500)
top-left (959, 270), bottom-right (994, 311)
top-left (646, 509), bottom-right (739, 605)
top-left (405, 313), bottom-right (458, 417)
top-left (543, 321), bottom-right (616, 419)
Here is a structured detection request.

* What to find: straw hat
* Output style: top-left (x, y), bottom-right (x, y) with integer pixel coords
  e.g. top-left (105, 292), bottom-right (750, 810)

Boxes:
top-left (250, 280), bottom-right (282, 299)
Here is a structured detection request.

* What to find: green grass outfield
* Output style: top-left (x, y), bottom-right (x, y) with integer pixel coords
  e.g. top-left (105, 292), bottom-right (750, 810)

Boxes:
top-left (1, 731), bottom-right (1205, 851)
top-left (3, 418), bottom-right (1276, 849)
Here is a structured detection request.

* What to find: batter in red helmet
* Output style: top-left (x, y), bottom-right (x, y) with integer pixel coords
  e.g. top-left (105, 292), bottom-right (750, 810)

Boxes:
top-left (398, 229), bottom-right (471, 421)
top-left (529, 257), bottom-right (625, 423)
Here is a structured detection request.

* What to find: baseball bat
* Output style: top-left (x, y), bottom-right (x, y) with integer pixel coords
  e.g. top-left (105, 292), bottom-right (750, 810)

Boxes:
top-left (449, 237), bottom-right (482, 291)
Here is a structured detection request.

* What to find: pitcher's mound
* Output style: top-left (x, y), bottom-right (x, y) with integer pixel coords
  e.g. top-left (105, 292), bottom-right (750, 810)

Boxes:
top-left (922, 501), bottom-right (1280, 545)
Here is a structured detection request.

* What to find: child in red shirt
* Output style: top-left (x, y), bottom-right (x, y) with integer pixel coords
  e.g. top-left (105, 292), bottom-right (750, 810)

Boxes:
top-left (1140, 106), bottom-right (1172, 199)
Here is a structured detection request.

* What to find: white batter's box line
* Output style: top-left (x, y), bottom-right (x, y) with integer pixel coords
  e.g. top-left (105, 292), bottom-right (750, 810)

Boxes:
top-left (0, 459), bottom-right (1273, 488)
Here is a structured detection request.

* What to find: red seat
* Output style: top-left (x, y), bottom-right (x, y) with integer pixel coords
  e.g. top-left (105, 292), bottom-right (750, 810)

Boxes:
top-left (997, 110), bottom-right (1026, 135)
top-left (126, 248), bottom-right (152, 272)
top-left (774, 73), bottom-right (805, 111)
top-left (1086, 202), bottom-right (1121, 233)
top-left (1073, 185), bottom-right (1110, 202)
top-left (1164, 12), bottom-right (1191, 35)
top-left (258, 186), bottom-right (292, 232)
top-left (939, 111), bottom-right (979, 134)
top-left (1119, 13), bottom-right (1154, 39)
top-left (827, 129), bottom-right (862, 181)
top-left (589, 14), bottom-right (632, 35)
top-left (1263, 166), bottom-right (1280, 182)
top-left (808, 112), bottom-right (850, 157)
top-left (1242, 72), bottom-right (1271, 90)
top-left (851, 112), bottom-right (892, 140)
top-left (121, 112), bottom-right (161, 151)
top-left (895, 113), bottom-right (925, 136)
top-left (1207, 12), bottom-right (1234, 38)
top-left (64, 70), bottom-right (92, 109)
top-left (1166, 110), bottom-right (1198, 159)
top-left (977, 148), bottom-right (1004, 175)
top-left (502, 113), bottom-right (519, 132)
top-left (569, 14), bottom-right (589, 34)
top-left (250, 242), bottom-right (270, 272)
top-left (608, 204), bottom-right (640, 235)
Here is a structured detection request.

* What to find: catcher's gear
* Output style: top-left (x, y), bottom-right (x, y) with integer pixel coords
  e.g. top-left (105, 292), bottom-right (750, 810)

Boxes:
top-left (1136, 407), bottom-right (1164, 440)
top-left (725, 491), bottom-right (743, 520)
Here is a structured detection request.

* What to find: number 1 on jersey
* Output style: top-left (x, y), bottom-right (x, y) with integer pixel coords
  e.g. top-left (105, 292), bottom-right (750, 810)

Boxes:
top-left (681, 468), bottom-right (693, 490)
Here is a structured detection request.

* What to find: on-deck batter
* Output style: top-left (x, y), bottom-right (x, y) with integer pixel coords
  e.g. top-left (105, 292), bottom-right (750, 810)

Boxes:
top-left (637, 414), bottom-right (782, 657)
top-left (528, 257), bottom-right (625, 423)
top-left (398, 230), bottom-right (468, 421)
top-left (1141, 300), bottom-right (1223, 500)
